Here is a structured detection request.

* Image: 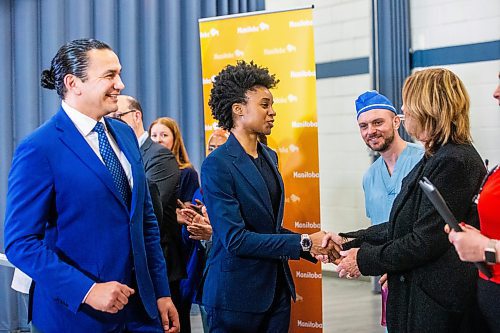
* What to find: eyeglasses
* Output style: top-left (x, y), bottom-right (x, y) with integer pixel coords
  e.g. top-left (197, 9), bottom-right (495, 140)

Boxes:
top-left (115, 109), bottom-right (136, 118)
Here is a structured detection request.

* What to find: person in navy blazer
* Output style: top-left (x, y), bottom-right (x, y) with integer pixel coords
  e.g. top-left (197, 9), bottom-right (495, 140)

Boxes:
top-left (200, 61), bottom-right (340, 333)
top-left (4, 39), bottom-right (179, 332)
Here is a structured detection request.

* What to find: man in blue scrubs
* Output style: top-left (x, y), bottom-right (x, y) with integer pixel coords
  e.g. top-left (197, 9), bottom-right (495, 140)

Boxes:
top-left (355, 91), bottom-right (424, 296)
top-left (356, 91), bottom-right (424, 226)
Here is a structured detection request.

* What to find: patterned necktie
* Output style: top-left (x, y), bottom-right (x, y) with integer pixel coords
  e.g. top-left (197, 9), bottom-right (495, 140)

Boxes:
top-left (93, 122), bottom-right (131, 207)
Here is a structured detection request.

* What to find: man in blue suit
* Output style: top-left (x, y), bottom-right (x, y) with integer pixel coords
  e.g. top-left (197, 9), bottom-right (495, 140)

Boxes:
top-left (4, 39), bottom-right (179, 332)
top-left (201, 61), bottom-right (341, 333)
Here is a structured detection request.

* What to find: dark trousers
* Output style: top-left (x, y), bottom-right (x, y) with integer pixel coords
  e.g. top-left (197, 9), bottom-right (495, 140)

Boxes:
top-left (205, 276), bottom-right (291, 333)
top-left (170, 280), bottom-right (192, 333)
top-left (179, 299), bottom-right (193, 333)
top-left (478, 278), bottom-right (500, 333)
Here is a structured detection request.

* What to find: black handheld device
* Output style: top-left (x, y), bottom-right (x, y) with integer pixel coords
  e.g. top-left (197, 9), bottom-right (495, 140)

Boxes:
top-left (419, 177), bottom-right (492, 278)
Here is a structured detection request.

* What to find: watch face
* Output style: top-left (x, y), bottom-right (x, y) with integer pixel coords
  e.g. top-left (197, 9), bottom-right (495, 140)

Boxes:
top-left (301, 237), bottom-right (311, 250)
top-left (485, 250), bottom-right (496, 264)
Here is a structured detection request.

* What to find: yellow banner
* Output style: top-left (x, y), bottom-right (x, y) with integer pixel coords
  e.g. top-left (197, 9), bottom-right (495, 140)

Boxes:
top-left (199, 7), bottom-right (322, 332)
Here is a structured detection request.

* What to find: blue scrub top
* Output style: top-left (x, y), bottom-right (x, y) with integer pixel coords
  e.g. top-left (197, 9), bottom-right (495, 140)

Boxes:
top-left (363, 142), bottom-right (424, 225)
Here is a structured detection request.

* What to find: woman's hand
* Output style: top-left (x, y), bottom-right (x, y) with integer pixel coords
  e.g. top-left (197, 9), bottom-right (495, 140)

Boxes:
top-left (179, 205), bottom-right (212, 240)
top-left (445, 223), bottom-right (489, 262)
top-left (336, 248), bottom-right (361, 279)
top-left (176, 208), bottom-right (190, 225)
top-left (179, 206), bottom-right (210, 225)
top-left (187, 223), bottom-right (212, 241)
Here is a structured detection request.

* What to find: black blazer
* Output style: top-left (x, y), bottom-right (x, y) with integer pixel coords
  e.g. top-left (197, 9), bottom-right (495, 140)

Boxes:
top-left (147, 180), bottom-right (163, 226)
top-left (342, 143), bottom-right (486, 332)
top-left (141, 137), bottom-right (187, 282)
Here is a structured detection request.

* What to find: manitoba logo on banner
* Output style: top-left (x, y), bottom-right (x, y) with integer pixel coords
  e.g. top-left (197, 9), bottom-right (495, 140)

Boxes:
top-left (199, 7), bottom-right (322, 332)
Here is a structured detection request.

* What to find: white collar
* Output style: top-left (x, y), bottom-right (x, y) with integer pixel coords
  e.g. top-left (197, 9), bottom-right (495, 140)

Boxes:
top-left (61, 100), bottom-right (106, 136)
top-left (137, 131), bottom-right (149, 147)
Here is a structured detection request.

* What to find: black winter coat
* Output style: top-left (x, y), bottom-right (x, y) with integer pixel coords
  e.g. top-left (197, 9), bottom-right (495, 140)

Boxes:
top-left (342, 143), bottom-right (486, 333)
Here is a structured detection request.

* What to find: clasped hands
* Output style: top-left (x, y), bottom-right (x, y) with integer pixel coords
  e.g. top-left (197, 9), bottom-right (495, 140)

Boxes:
top-left (311, 231), bottom-right (361, 280)
top-left (309, 231), bottom-right (342, 263)
top-left (176, 199), bottom-right (212, 241)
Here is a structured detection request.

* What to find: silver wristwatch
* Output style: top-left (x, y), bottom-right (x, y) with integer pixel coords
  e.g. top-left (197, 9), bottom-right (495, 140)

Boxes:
top-left (300, 234), bottom-right (312, 252)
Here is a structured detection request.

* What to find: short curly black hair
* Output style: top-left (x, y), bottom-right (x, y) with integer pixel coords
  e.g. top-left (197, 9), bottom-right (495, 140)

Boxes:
top-left (208, 60), bottom-right (279, 130)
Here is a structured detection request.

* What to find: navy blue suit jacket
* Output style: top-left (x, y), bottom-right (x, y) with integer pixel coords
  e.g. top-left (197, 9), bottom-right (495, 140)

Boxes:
top-left (200, 134), bottom-right (304, 313)
top-left (4, 108), bottom-right (170, 331)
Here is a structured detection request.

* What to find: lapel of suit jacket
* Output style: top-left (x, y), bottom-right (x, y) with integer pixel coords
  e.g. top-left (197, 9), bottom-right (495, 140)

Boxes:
top-left (259, 144), bottom-right (285, 230)
top-left (140, 136), bottom-right (153, 157)
top-left (55, 108), bottom-right (126, 208)
top-left (105, 117), bottom-right (142, 218)
top-left (226, 134), bottom-right (275, 220)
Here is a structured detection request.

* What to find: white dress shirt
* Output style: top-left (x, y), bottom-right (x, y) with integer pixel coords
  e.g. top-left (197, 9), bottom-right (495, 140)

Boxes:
top-left (137, 131), bottom-right (149, 148)
top-left (62, 101), bottom-right (133, 189)
top-left (11, 268), bottom-right (31, 294)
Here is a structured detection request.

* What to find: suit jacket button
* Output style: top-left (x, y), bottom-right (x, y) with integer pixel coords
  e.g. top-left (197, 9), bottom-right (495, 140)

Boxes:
top-left (400, 276), bottom-right (405, 282)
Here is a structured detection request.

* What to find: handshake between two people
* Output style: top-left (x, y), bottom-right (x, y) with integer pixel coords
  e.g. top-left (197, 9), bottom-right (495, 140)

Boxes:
top-left (308, 231), bottom-right (361, 280)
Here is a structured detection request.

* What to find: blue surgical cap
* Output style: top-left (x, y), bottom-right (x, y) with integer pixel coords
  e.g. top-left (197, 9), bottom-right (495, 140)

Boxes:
top-left (355, 90), bottom-right (397, 119)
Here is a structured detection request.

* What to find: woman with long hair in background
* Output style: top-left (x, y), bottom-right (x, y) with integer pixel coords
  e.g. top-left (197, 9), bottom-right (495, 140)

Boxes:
top-left (150, 117), bottom-right (200, 333)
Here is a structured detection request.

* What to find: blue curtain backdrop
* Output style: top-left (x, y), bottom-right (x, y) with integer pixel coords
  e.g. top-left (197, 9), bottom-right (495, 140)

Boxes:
top-left (371, 0), bottom-right (411, 141)
top-left (0, 0), bottom-right (264, 331)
